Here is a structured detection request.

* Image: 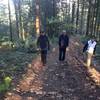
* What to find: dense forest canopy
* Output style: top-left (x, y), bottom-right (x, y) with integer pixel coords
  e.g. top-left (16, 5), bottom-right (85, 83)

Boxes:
top-left (0, 1), bottom-right (100, 99)
top-left (0, 0), bottom-right (100, 44)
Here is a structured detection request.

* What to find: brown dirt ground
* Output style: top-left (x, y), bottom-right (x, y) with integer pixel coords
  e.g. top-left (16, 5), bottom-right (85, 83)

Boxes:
top-left (3, 36), bottom-right (100, 100)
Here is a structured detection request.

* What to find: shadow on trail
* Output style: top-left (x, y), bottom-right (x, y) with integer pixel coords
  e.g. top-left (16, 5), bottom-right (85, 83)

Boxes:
top-left (0, 49), bottom-right (37, 100)
top-left (4, 37), bottom-right (100, 100)
top-left (4, 56), bottom-right (45, 100)
top-left (41, 56), bottom-right (100, 100)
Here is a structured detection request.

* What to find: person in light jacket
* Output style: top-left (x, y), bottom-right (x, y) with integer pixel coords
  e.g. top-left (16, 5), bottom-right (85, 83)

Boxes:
top-left (83, 38), bottom-right (97, 67)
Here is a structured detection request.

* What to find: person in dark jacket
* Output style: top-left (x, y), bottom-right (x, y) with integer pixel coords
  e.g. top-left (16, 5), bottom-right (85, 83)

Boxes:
top-left (59, 30), bottom-right (69, 61)
top-left (37, 31), bottom-right (50, 66)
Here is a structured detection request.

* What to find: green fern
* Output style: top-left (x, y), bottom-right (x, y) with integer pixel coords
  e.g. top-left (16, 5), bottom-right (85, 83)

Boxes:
top-left (0, 76), bottom-right (12, 92)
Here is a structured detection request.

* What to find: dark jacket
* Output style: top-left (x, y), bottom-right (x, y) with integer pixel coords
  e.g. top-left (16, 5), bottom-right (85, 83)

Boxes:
top-left (37, 34), bottom-right (50, 50)
top-left (59, 34), bottom-right (69, 48)
top-left (83, 42), bottom-right (88, 52)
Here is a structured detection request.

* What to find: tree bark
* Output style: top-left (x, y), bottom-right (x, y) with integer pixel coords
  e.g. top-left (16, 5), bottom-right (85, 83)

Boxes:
top-left (76, 0), bottom-right (79, 34)
top-left (8, 0), bottom-right (13, 43)
top-left (86, 1), bottom-right (91, 35)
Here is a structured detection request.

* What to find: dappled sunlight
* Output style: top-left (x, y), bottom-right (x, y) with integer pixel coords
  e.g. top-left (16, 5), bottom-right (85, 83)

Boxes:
top-left (0, 0), bottom-right (99, 98)
top-left (52, 48), bottom-right (56, 52)
top-left (4, 37), bottom-right (100, 99)
top-left (66, 47), bottom-right (69, 51)
top-left (75, 42), bottom-right (80, 46)
top-left (5, 57), bottom-right (45, 100)
top-left (88, 67), bottom-right (100, 86)
top-left (83, 62), bottom-right (100, 86)
top-left (17, 58), bottom-right (44, 92)
top-left (26, 97), bottom-right (37, 100)
top-left (31, 58), bottom-right (45, 72)
top-left (69, 37), bottom-right (100, 87)
top-left (6, 93), bottom-right (22, 100)
top-left (0, 42), bottom-right (15, 49)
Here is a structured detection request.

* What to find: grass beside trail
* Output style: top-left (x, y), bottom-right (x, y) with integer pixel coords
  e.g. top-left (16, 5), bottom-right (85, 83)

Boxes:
top-left (0, 49), bottom-right (37, 94)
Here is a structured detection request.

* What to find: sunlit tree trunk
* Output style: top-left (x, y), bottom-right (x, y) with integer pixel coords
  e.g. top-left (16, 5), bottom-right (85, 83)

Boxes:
top-left (8, 0), bottom-right (13, 45)
top-left (71, 2), bottom-right (75, 25)
top-left (35, 0), bottom-right (41, 35)
top-left (12, 0), bottom-right (21, 39)
top-left (18, 0), bottom-right (25, 40)
top-left (80, 0), bottom-right (85, 34)
top-left (96, 0), bottom-right (100, 41)
top-left (76, 0), bottom-right (79, 33)
top-left (94, 0), bottom-right (100, 39)
top-left (89, 0), bottom-right (96, 36)
top-left (86, 1), bottom-right (91, 36)
top-left (94, 2), bottom-right (98, 37)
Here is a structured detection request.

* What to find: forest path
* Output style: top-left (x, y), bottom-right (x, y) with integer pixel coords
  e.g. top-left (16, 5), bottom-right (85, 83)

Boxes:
top-left (4, 36), bottom-right (100, 100)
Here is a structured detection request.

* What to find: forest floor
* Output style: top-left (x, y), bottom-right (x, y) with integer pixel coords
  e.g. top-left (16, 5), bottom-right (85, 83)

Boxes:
top-left (0, 36), bottom-right (100, 100)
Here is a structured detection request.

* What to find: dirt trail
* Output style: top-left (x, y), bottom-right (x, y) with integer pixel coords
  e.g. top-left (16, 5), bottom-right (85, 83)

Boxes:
top-left (4, 37), bottom-right (100, 100)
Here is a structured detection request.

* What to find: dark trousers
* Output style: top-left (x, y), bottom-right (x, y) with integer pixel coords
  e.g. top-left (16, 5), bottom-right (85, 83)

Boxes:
top-left (41, 50), bottom-right (47, 65)
top-left (59, 48), bottom-right (66, 61)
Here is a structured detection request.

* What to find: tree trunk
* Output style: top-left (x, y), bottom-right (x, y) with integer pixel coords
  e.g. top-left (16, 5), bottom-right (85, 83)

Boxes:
top-left (76, 0), bottom-right (79, 34)
top-left (86, 1), bottom-right (91, 35)
top-left (94, 0), bottom-right (99, 38)
top-left (71, 2), bottom-right (75, 24)
top-left (80, 0), bottom-right (85, 34)
top-left (12, 0), bottom-right (21, 39)
top-left (71, 1), bottom-right (75, 33)
top-left (8, 0), bottom-right (13, 44)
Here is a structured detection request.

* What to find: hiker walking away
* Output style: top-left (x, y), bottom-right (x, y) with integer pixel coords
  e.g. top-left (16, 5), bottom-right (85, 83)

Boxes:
top-left (59, 30), bottom-right (69, 62)
top-left (83, 38), bottom-right (97, 67)
top-left (37, 31), bottom-right (50, 66)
